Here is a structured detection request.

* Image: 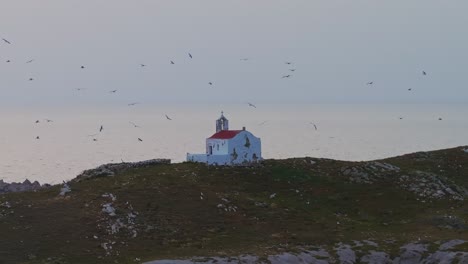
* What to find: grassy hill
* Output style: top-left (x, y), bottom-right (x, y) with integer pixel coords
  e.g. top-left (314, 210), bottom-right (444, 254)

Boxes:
top-left (1, 146), bottom-right (468, 263)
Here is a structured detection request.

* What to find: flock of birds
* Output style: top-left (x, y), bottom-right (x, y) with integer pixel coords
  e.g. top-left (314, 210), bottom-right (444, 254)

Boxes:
top-left (1, 35), bottom-right (442, 144)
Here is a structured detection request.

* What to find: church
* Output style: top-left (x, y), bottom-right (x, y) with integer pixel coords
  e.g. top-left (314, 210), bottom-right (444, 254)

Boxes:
top-left (187, 112), bottom-right (262, 165)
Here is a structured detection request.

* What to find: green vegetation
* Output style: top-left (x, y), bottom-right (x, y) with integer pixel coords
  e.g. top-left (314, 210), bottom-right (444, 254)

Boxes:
top-left (0, 146), bottom-right (467, 263)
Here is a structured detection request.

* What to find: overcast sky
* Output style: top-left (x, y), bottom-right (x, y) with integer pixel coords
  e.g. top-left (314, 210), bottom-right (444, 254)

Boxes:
top-left (1, 0), bottom-right (467, 107)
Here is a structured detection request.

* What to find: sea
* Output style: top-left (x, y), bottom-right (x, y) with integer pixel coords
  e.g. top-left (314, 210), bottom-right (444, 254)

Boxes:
top-left (0, 103), bottom-right (467, 184)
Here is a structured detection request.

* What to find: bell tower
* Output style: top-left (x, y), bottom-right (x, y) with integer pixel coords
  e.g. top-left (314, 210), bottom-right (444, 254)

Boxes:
top-left (216, 111), bottom-right (229, 132)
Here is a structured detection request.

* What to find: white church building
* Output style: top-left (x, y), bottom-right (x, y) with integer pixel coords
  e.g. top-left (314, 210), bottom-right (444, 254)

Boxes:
top-left (187, 112), bottom-right (262, 165)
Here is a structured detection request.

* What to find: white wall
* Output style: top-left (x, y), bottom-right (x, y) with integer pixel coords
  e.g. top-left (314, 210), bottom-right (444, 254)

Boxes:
top-left (227, 131), bottom-right (262, 164)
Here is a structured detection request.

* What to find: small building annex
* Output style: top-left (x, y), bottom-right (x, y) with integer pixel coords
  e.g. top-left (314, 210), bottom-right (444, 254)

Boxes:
top-left (187, 112), bottom-right (262, 165)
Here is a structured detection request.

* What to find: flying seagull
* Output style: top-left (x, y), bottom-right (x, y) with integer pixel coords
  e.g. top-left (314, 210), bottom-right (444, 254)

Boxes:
top-left (138, 138), bottom-right (143, 142)
top-left (282, 75), bottom-right (291, 78)
top-left (109, 90), bottom-right (117, 93)
top-left (240, 58), bottom-right (249, 61)
top-left (170, 61), bottom-right (175, 64)
top-left (165, 114), bottom-right (172, 120)
top-left (29, 78), bottom-right (34, 81)
top-left (44, 119), bottom-right (53, 123)
top-left (438, 117), bottom-right (443, 121)
top-left (36, 136), bottom-right (40, 140)
top-left (258, 121), bottom-right (268, 126)
top-left (367, 82), bottom-right (373, 85)
top-left (75, 88), bottom-right (86, 91)
top-left (208, 82), bottom-right (213, 85)
top-left (6, 60), bottom-right (10, 63)
top-left (26, 59), bottom-right (34, 64)
top-left (289, 69), bottom-right (296, 72)
top-left (81, 66), bottom-right (85, 69)
top-left (128, 102), bottom-right (139, 106)
top-left (2, 38), bottom-right (11, 44)
top-left (140, 64), bottom-right (146, 67)
top-left (310, 123), bottom-right (318, 130)
top-left (422, 71), bottom-right (427, 76)
top-left (285, 62), bottom-right (292, 65)
top-left (188, 53), bottom-right (193, 59)
top-left (247, 102), bottom-right (257, 108)
top-left (35, 120), bottom-right (40, 124)
top-left (99, 125), bottom-right (103, 132)
top-left (408, 88), bottom-right (412, 91)
top-left (129, 122), bottom-right (140, 128)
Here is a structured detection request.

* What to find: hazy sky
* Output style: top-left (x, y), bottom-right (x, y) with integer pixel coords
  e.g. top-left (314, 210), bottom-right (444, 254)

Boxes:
top-left (1, 0), bottom-right (468, 107)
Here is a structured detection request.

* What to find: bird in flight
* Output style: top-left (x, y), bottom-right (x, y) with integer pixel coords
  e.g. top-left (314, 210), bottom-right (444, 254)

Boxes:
top-left (26, 59), bottom-right (34, 64)
top-left (35, 120), bottom-right (40, 124)
top-left (289, 69), bottom-right (296, 72)
top-left (170, 61), bottom-right (175, 64)
top-left (129, 122), bottom-right (140, 128)
top-left (240, 58), bottom-right (249, 61)
top-left (75, 88), bottom-right (86, 91)
top-left (408, 88), bottom-right (412, 91)
top-left (165, 114), bottom-right (172, 120)
top-left (285, 62), bottom-right (292, 65)
top-left (258, 121), bottom-right (268, 126)
top-left (81, 66), bottom-right (85, 69)
top-left (99, 126), bottom-right (103, 132)
top-left (310, 123), bottom-right (318, 130)
top-left (367, 82), bottom-right (373, 85)
top-left (138, 138), bottom-right (143, 142)
top-left (29, 78), bottom-right (34, 81)
top-left (128, 102), bottom-right (139, 106)
top-left (2, 38), bottom-right (11, 44)
top-left (438, 117), bottom-right (443, 121)
top-left (188, 53), bottom-right (193, 59)
top-left (247, 102), bottom-right (257, 108)
top-left (282, 75), bottom-right (291, 78)
top-left (109, 90), bottom-right (117, 93)
top-left (6, 60), bottom-right (10, 63)
top-left (36, 136), bottom-right (40, 140)
top-left (44, 119), bottom-right (53, 123)
top-left (140, 64), bottom-right (146, 67)
top-left (208, 82), bottom-right (213, 85)
top-left (422, 71), bottom-right (427, 76)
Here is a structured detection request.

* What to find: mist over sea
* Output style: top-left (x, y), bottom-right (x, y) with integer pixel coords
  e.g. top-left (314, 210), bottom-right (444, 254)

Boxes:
top-left (0, 103), bottom-right (467, 184)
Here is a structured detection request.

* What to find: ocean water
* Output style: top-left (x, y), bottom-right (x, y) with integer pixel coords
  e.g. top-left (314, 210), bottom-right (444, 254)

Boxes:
top-left (0, 103), bottom-right (467, 184)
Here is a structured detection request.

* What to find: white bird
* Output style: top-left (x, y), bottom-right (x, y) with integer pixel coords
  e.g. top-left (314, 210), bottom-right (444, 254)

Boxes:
top-left (269, 193), bottom-right (276, 199)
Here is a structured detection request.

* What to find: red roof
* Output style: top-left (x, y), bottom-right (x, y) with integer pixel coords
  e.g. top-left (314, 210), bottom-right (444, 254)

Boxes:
top-left (208, 130), bottom-right (243, 139)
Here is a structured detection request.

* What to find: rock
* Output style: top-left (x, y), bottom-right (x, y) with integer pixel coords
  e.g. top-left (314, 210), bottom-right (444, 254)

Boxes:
top-left (439, 239), bottom-right (466, 251)
top-left (74, 159), bottom-right (171, 182)
top-left (59, 182), bottom-right (71, 196)
top-left (360, 251), bottom-right (391, 264)
top-left (398, 243), bottom-right (427, 264)
top-left (102, 203), bottom-right (116, 216)
top-left (0, 179), bottom-right (45, 194)
top-left (335, 243), bottom-right (356, 264)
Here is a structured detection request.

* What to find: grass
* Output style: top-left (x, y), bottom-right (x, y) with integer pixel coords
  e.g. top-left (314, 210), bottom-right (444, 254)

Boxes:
top-left (0, 146), bottom-right (467, 263)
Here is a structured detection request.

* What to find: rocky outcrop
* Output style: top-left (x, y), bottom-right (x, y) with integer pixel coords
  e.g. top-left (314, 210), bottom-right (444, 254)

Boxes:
top-left (341, 162), bottom-right (467, 201)
top-left (144, 240), bottom-right (468, 264)
top-left (0, 179), bottom-right (46, 194)
top-left (73, 159), bottom-right (171, 182)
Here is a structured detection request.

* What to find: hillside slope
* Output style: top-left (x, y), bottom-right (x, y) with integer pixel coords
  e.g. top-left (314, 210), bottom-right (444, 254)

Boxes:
top-left (1, 147), bottom-right (468, 263)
